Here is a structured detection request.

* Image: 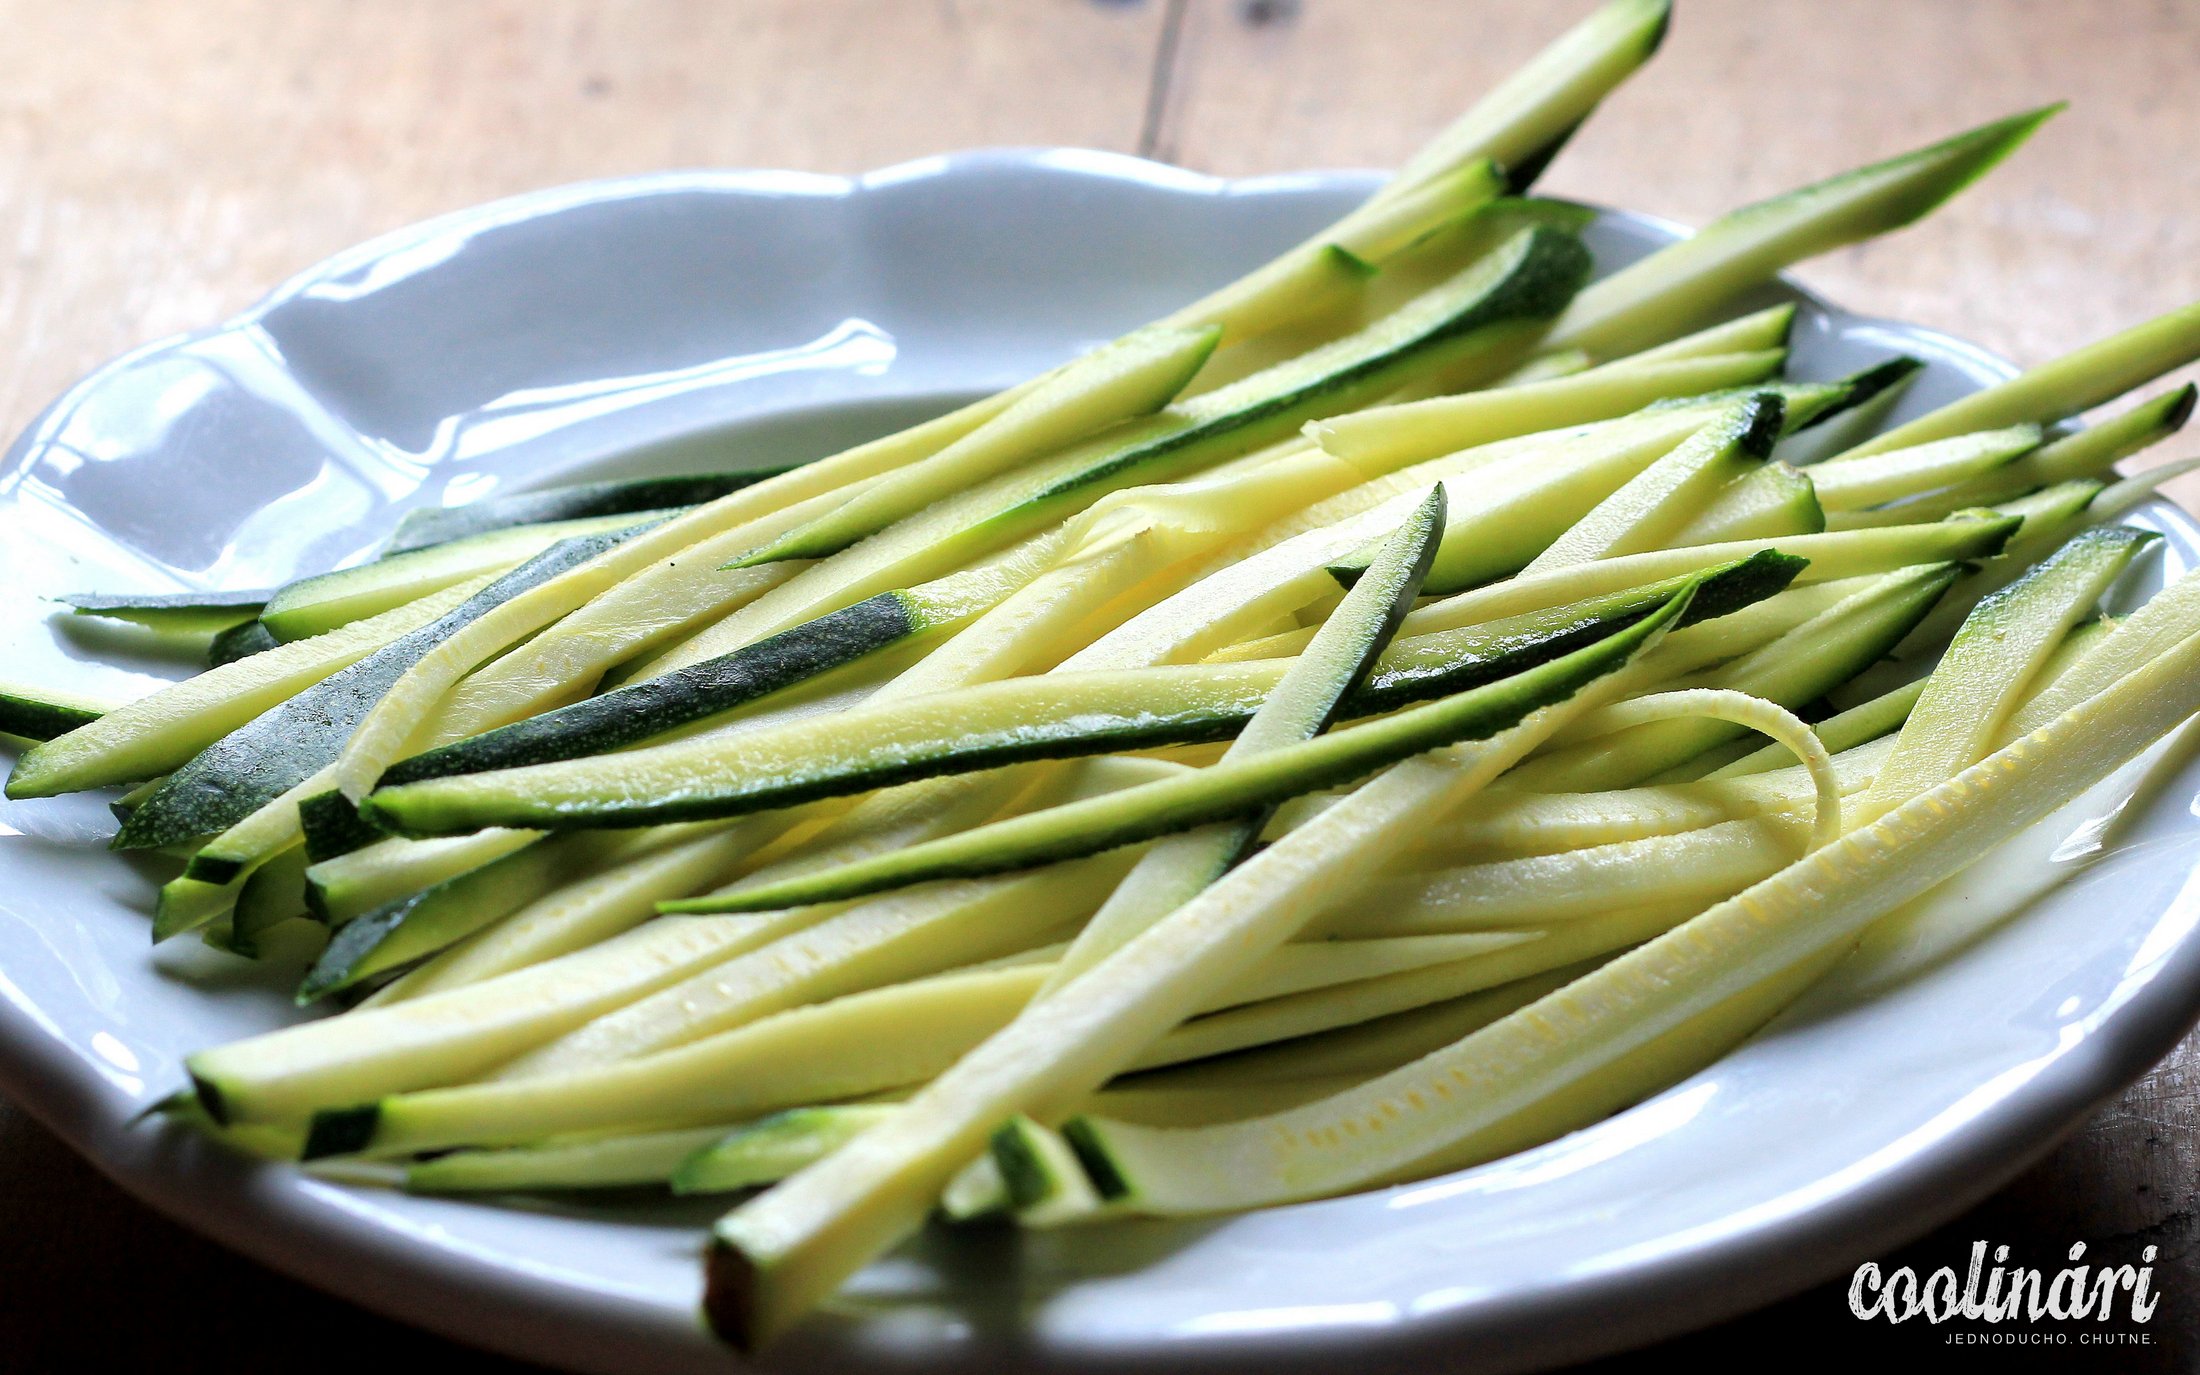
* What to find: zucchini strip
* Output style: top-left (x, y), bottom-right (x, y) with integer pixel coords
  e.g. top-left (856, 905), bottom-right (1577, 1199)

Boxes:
top-left (640, 226), bottom-right (1591, 680)
top-left (1061, 582), bottom-right (2200, 1216)
top-left (6, 577), bottom-right (485, 800)
top-left (1308, 346), bottom-right (1784, 475)
top-left (1546, 107), bottom-right (2056, 358)
top-left (698, 594), bottom-right (1674, 1347)
top-left (116, 521), bottom-right (657, 854)
top-left (736, 326), bottom-right (1223, 564)
top-left (1395, 512), bottom-right (2014, 639)
top-left (1525, 393), bottom-right (1781, 569)
top-left (59, 590), bottom-right (265, 637)
top-left (188, 916), bottom-right (811, 1125)
top-left (1331, 813), bottom-right (1810, 935)
top-left (377, 535), bottom-right (1072, 786)
top-left (659, 595), bottom-right (1690, 908)
top-left (361, 564), bottom-right (1776, 839)
top-left (1845, 301), bottom-right (2200, 458)
top-left (1672, 460), bottom-right (1823, 544)
top-left (386, 469), bottom-right (802, 554)
top-left (1040, 487), bottom-right (1445, 991)
top-left (323, 936), bottom-right (1537, 1161)
top-left (1377, 0), bottom-right (1670, 198)
top-left (260, 510), bottom-right (672, 642)
top-left (1809, 425), bottom-right (2041, 510)
top-left (1909, 386), bottom-right (2195, 516)
top-left (0, 679), bottom-right (118, 742)
top-left (1858, 525), bottom-right (2152, 822)
top-left (1406, 737), bottom-right (1892, 864)
top-left (1509, 564), bottom-right (1957, 790)
top-left (405, 1125), bottom-right (742, 1194)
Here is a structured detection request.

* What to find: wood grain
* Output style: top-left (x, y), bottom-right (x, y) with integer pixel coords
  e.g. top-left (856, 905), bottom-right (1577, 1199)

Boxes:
top-left (4, 2), bottom-right (2198, 1370)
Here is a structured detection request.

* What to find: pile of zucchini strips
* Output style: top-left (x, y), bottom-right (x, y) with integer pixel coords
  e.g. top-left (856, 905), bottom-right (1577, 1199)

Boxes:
top-left (13, 0), bottom-right (2200, 1349)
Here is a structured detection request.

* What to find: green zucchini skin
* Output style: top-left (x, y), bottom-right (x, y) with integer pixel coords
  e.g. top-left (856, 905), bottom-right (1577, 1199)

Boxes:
top-left (60, 590), bottom-right (269, 637)
top-left (1355, 550), bottom-right (1802, 714)
top-left (361, 556), bottom-right (1789, 838)
top-left (902, 226), bottom-right (1591, 566)
top-left (0, 683), bottom-right (112, 742)
top-left (296, 789), bottom-right (394, 865)
top-left (1026, 230), bottom-right (1589, 511)
top-left (379, 593), bottom-right (927, 787)
top-left (115, 521), bottom-right (657, 856)
top-left (208, 619), bottom-right (281, 666)
top-left (674, 588), bottom-right (1696, 912)
top-left (385, 470), bottom-right (794, 555)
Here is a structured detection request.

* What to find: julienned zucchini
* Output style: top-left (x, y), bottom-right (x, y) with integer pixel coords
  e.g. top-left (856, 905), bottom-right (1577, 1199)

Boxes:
top-left (700, 591), bottom-right (1693, 1347)
top-left (378, 558), bottom-right (1050, 787)
top-left (1509, 561), bottom-right (1961, 791)
top-left (0, 680), bottom-right (117, 742)
top-left (645, 225), bottom-right (1591, 679)
top-left (362, 555), bottom-right (1790, 839)
top-left (1057, 583), bottom-right (2200, 1217)
top-left (1855, 524), bottom-right (2152, 822)
top-left (1039, 487), bottom-right (1445, 987)
top-left (385, 470), bottom-right (802, 555)
top-left (259, 509), bottom-right (676, 642)
top-left (1526, 391), bottom-right (1782, 569)
top-left (59, 590), bottom-right (267, 637)
top-left (734, 325), bottom-right (1226, 565)
top-left (1545, 106), bottom-right (2058, 358)
top-left (6, 577), bottom-right (488, 801)
top-left (113, 521), bottom-right (659, 857)
top-left (663, 591), bottom-right (1692, 912)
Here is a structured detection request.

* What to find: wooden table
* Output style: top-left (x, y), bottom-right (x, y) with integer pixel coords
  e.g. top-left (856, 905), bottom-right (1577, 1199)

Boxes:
top-left (4, 2), bottom-right (2197, 1369)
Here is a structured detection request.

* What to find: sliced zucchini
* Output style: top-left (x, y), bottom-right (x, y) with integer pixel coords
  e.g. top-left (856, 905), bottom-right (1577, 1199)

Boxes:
top-left (671, 1107), bottom-right (903, 1196)
top-left (1705, 677), bottom-right (1925, 778)
top-left (1857, 525), bottom-right (2153, 821)
top-left (1309, 346), bottom-right (1785, 475)
top-left (1396, 511), bottom-right (2016, 639)
top-left (405, 1125), bottom-right (741, 1194)
top-left (304, 830), bottom-right (543, 924)
top-left (1547, 106), bottom-right (2057, 357)
top-left (735, 325), bottom-right (1223, 565)
top-left (1379, 0), bottom-right (1670, 197)
top-left (1040, 488), bottom-right (1444, 989)
top-left (111, 522), bottom-right (655, 855)
top-left (1059, 584), bottom-right (2200, 1216)
top-left (669, 591), bottom-right (1690, 912)
top-left (322, 933), bottom-right (1541, 1160)
top-left (1809, 424), bottom-right (2041, 511)
top-left (1852, 386), bottom-right (2194, 527)
top-left (187, 915), bottom-right (789, 1124)
top-left (59, 590), bottom-right (266, 637)
top-left (386, 470), bottom-right (800, 555)
top-left (7, 576), bottom-right (486, 801)
top-left (1526, 391), bottom-right (1781, 569)
top-left (1509, 563), bottom-right (1959, 790)
top-left (696, 595), bottom-right (1678, 1347)
top-left (228, 844), bottom-right (312, 957)
top-left (644, 225), bottom-right (1591, 680)
top-left (0, 679), bottom-right (118, 742)
top-left (376, 543), bottom-right (1064, 787)
top-left (1845, 300), bottom-right (2200, 458)
top-left (260, 509), bottom-right (670, 642)
top-left (1669, 460), bottom-right (1822, 544)
top-left (367, 573), bottom-right (1714, 840)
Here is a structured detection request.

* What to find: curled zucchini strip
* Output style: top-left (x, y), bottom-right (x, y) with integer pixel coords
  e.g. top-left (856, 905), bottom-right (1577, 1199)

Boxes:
top-left (1583, 688), bottom-right (1840, 848)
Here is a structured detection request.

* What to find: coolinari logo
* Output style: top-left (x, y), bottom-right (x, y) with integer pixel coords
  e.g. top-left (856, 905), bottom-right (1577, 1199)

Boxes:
top-left (1848, 1242), bottom-right (2160, 1347)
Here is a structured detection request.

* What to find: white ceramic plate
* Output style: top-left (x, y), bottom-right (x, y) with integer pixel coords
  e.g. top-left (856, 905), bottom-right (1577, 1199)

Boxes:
top-left (4, 152), bottom-right (2199, 1374)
